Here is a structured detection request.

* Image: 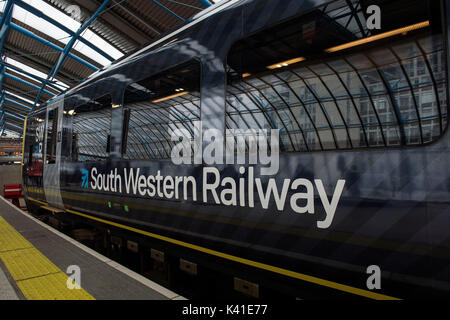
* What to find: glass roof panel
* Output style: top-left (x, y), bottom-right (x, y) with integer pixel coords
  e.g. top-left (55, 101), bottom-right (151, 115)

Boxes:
top-left (0, 0), bottom-right (124, 67)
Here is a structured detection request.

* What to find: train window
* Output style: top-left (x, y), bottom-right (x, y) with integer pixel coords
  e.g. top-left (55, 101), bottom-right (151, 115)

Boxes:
top-left (70, 95), bottom-right (112, 162)
top-left (46, 109), bottom-right (58, 164)
top-left (122, 60), bottom-right (200, 160)
top-left (226, 0), bottom-right (447, 152)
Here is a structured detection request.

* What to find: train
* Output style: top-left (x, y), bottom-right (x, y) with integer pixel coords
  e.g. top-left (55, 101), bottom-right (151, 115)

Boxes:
top-left (21, 0), bottom-right (450, 299)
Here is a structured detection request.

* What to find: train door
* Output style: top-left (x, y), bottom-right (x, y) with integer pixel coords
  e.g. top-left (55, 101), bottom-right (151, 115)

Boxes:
top-left (22, 110), bottom-right (46, 200)
top-left (43, 98), bottom-right (64, 208)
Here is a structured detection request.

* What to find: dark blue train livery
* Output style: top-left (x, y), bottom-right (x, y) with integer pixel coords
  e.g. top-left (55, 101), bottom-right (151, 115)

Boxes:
top-left (22, 0), bottom-right (450, 299)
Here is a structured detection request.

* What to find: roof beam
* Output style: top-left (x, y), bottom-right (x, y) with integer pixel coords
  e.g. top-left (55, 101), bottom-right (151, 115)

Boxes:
top-left (4, 121), bottom-right (23, 130)
top-left (34, 0), bottom-right (111, 106)
top-left (6, 118), bottom-right (24, 126)
top-left (4, 107), bottom-right (27, 115)
top-left (4, 97), bottom-right (32, 110)
top-left (0, 96), bottom-right (4, 117)
top-left (4, 85), bottom-right (37, 104)
top-left (3, 127), bottom-right (22, 136)
top-left (2, 106), bottom-right (28, 117)
top-left (0, 0), bottom-right (14, 37)
top-left (72, 0), bottom-right (149, 47)
top-left (6, 68), bottom-right (49, 90)
top-left (5, 92), bottom-right (33, 107)
top-left (0, 0), bottom-right (14, 95)
top-left (3, 80), bottom-right (41, 103)
top-left (114, 2), bottom-right (162, 36)
top-left (0, 64), bottom-right (4, 93)
top-left (9, 23), bottom-right (100, 71)
top-left (4, 111), bottom-right (25, 122)
top-left (12, 0), bottom-right (115, 62)
top-left (150, 0), bottom-right (185, 22)
top-left (0, 60), bottom-right (64, 92)
top-left (4, 72), bottom-right (55, 97)
top-left (4, 46), bottom-right (79, 87)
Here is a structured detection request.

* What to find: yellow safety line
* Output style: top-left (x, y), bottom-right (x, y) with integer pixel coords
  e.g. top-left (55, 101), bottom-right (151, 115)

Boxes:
top-left (30, 190), bottom-right (449, 261)
top-left (29, 197), bottom-right (400, 300)
top-left (30, 203), bottom-right (399, 301)
top-left (27, 197), bottom-right (47, 206)
top-left (0, 216), bottom-right (94, 300)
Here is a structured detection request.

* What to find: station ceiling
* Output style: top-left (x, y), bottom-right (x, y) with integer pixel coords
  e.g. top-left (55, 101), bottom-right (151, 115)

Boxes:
top-left (0, 0), bottom-right (215, 137)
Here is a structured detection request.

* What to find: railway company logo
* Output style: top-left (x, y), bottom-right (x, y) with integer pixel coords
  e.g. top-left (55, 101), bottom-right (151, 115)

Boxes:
top-left (81, 170), bottom-right (89, 188)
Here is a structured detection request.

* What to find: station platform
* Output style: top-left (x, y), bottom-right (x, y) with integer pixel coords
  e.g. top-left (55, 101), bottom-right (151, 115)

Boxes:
top-left (0, 196), bottom-right (184, 300)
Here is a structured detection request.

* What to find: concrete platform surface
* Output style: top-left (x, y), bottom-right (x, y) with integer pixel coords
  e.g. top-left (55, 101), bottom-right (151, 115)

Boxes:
top-left (0, 196), bottom-right (184, 300)
top-left (0, 265), bottom-right (19, 300)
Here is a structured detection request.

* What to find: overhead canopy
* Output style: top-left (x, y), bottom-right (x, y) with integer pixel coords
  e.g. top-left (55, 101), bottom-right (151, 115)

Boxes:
top-left (0, 0), bottom-right (215, 137)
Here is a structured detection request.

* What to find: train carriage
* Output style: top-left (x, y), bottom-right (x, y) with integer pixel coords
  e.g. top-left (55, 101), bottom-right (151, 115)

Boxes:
top-left (22, 0), bottom-right (450, 299)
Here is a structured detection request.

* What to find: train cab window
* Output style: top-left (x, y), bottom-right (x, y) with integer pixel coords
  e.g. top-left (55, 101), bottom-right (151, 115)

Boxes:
top-left (70, 95), bottom-right (112, 162)
top-left (122, 60), bottom-right (200, 160)
top-left (46, 109), bottom-right (58, 164)
top-left (226, 0), bottom-right (447, 152)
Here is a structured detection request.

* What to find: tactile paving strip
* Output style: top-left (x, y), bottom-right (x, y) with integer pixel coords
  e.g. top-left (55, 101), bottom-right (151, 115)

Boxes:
top-left (0, 216), bottom-right (95, 300)
top-left (17, 273), bottom-right (95, 300)
top-left (0, 248), bottom-right (61, 281)
top-left (0, 228), bottom-right (33, 252)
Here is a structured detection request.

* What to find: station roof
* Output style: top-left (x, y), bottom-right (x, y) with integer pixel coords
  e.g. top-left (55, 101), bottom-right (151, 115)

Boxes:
top-left (0, 0), bottom-right (216, 137)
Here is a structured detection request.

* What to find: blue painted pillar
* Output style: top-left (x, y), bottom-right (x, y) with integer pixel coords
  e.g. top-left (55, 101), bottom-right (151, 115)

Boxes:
top-left (0, 65), bottom-right (4, 93)
top-left (0, 0), bottom-right (14, 36)
top-left (0, 0), bottom-right (14, 97)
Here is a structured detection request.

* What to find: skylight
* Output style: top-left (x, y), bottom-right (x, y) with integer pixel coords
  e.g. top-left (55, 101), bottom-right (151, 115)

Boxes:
top-left (5, 90), bottom-right (35, 106)
top-left (0, 0), bottom-right (124, 67)
top-left (2, 129), bottom-right (21, 137)
top-left (5, 57), bottom-right (70, 91)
